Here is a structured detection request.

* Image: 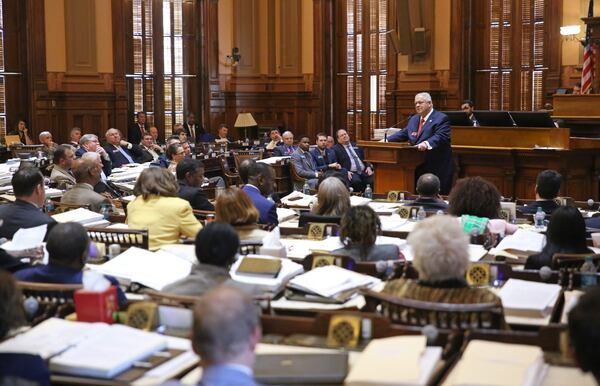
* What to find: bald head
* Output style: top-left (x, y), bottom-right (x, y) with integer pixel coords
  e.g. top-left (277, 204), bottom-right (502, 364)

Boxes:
top-left (72, 158), bottom-right (101, 185)
top-left (281, 131), bottom-right (294, 146)
top-left (105, 128), bottom-right (121, 145)
top-left (416, 173), bottom-right (441, 197)
top-left (192, 286), bottom-right (261, 366)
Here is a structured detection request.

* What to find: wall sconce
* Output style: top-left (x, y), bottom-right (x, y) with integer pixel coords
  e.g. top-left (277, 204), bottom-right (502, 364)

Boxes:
top-left (226, 47), bottom-right (241, 67)
top-left (560, 25), bottom-right (582, 42)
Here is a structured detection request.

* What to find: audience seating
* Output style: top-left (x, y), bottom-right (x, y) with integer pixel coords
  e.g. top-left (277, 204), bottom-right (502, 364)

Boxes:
top-left (233, 149), bottom-right (264, 171)
top-left (86, 227), bottom-right (149, 251)
top-left (361, 289), bottom-right (505, 330)
top-left (218, 156), bottom-right (240, 186)
top-left (16, 281), bottom-right (81, 325)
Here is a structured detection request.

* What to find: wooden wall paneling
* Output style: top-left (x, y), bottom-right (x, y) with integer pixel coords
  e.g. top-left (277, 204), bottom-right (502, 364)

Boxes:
top-left (112, 0), bottom-right (130, 136)
top-left (198, 0), bottom-right (219, 131)
top-left (183, 0), bottom-right (198, 121)
top-left (456, 149), bottom-right (516, 198)
top-left (279, 0), bottom-right (302, 75)
top-left (268, 0), bottom-right (277, 75)
top-left (233, 0), bottom-right (260, 75)
top-left (64, 0), bottom-right (97, 75)
top-left (544, 1), bottom-right (563, 98)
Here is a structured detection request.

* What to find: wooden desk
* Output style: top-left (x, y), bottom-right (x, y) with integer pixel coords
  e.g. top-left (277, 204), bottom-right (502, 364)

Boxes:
top-left (553, 94), bottom-right (600, 137)
top-left (358, 126), bottom-right (600, 200)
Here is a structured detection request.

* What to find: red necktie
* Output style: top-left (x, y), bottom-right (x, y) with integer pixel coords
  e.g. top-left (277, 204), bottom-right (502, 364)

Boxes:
top-left (416, 117), bottom-right (425, 138)
top-left (139, 124), bottom-right (145, 138)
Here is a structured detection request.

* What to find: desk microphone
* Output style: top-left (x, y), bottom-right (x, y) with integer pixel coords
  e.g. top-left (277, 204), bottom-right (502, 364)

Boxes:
top-left (384, 114), bottom-right (414, 142)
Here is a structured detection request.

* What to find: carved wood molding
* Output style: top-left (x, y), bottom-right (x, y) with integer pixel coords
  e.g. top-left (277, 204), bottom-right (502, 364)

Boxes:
top-left (47, 73), bottom-right (114, 93)
top-left (220, 74), bottom-right (314, 93)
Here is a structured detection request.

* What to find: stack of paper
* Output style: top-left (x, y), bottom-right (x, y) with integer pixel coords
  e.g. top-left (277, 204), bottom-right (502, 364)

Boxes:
top-left (257, 156), bottom-right (290, 165)
top-left (230, 255), bottom-right (304, 294)
top-left (87, 247), bottom-right (192, 290)
top-left (287, 265), bottom-right (380, 299)
top-left (276, 207), bottom-right (298, 223)
top-left (368, 202), bottom-right (403, 215)
top-left (442, 340), bottom-right (547, 386)
top-left (499, 279), bottom-right (562, 319)
top-left (350, 196), bottom-right (371, 206)
top-left (489, 229), bottom-right (546, 259)
top-left (52, 207), bottom-right (104, 225)
top-left (281, 191), bottom-right (317, 208)
top-left (346, 336), bottom-right (442, 386)
top-left (44, 188), bottom-right (63, 198)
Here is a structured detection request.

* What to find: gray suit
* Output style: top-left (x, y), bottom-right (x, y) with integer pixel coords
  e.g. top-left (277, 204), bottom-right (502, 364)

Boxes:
top-left (60, 183), bottom-right (111, 213)
top-left (290, 148), bottom-right (319, 191)
top-left (50, 166), bottom-right (76, 190)
top-left (332, 244), bottom-right (400, 262)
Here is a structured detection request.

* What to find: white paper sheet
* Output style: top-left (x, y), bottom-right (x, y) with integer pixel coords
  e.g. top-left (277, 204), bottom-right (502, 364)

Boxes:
top-left (2, 224), bottom-right (47, 251)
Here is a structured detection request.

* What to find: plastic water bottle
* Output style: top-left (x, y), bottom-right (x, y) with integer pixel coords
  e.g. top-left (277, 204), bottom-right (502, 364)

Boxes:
top-left (534, 207), bottom-right (546, 229)
top-left (302, 180), bottom-right (311, 195)
top-left (416, 206), bottom-right (426, 221)
top-left (580, 256), bottom-right (598, 288)
top-left (364, 184), bottom-right (373, 199)
top-left (399, 192), bottom-right (405, 203)
top-left (45, 198), bottom-right (55, 213)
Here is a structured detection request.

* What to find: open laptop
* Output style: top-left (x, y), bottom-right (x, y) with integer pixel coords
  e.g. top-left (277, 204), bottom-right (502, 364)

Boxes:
top-left (441, 111), bottom-right (474, 126)
top-left (509, 111), bottom-right (556, 128)
top-left (472, 111), bottom-right (515, 127)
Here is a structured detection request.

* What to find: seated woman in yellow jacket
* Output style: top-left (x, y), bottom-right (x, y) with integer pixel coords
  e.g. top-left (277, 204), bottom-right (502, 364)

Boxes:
top-left (127, 167), bottom-right (202, 250)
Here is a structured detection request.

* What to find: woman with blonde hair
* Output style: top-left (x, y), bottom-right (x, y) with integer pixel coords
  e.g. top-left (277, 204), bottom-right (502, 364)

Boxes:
top-left (216, 187), bottom-right (270, 241)
top-left (299, 177), bottom-right (350, 227)
top-left (127, 167), bottom-right (202, 249)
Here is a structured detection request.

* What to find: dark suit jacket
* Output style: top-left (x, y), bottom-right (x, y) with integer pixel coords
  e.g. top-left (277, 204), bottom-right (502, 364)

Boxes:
top-left (103, 144), bottom-right (143, 168)
top-left (310, 147), bottom-right (338, 172)
top-left (242, 185), bottom-right (278, 225)
top-left (518, 200), bottom-right (560, 215)
top-left (333, 142), bottom-right (369, 173)
top-left (387, 109), bottom-right (453, 193)
top-left (75, 147), bottom-right (112, 176)
top-left (273, 144), bottom-right (298, 157)
top-left (0, 200), bottom-right (56, 239)
top-left (586, 216), bottom-right (600, 229)
top-left (183, 122), bottom-right (204, 143)
top-left (178, 180), bottom-right (215, 211)
top-left (0, 353), bottom-right (50, 386)
top-left (128, 123), bottom-right (146, 145)
top-left (411, 197), bottom-right (449, 211)
top-left (139, 148), bottom-right (157, 163)
top-left (525, 245), bottom-right (594, 270)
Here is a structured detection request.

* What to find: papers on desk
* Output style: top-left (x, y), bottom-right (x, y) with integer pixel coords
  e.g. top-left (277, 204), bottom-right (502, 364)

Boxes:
top-left (442, 340), bottom-right (547, 386)
top-left (277, 207), bottom-right (298, 223)
top-left (121, 194), bottom-right (137, 202)
top-left (499, 279), bottom-right (562, 319)
top-left (350, 195), bottom-right (371, 206)
top-left (287, 265), bottom-right (380, 298)
top-left (45, 188), bottom-right (63, 198)
top-left (368, 201), bottom-right (403, 215)
top-left (489, 229), bottom-right (546, 259)
top-left (52, 207), bottom-right (104, 225)
top-left (379, 215), bottom-right (414, 232)
top-left (281, 191), bottom-right (317, 208)
top-left (88, 247), bottom-right (192, 290)
top-left (400, 244), bottom-right (487, 262)
top-left (230, 255), bottom-right (304, 294)
top-left (258, 156), bottom-right (290, 165)
top-left (1, 224), bottom-right (47, 251)
top-left (346, 336), bottom-right (442, 386)
top-left (270, 295), bottom-right (367, 311)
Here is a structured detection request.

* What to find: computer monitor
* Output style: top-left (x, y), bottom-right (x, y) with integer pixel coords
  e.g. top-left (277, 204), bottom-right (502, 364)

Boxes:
top-left (440, 111), bottom-right (474, 126)
top-left (509, 111), bottom-right (556, 128)
top-left (472, 111), bottom-right (515, 127)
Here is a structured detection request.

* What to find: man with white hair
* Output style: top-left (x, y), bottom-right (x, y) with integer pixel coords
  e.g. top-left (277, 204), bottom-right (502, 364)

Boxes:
top-left (38, 131), bottom-right (57, 158)
top-left (272, 131), bottom-right (297, 156)
top-left (76, 133), bottom-right (112, 176)
top-left (387, 92), bottom-right (453, 194)
top-left (103, 128), bottom-right (143, 168)
top-left (81, 151), bottom-right (120, 198)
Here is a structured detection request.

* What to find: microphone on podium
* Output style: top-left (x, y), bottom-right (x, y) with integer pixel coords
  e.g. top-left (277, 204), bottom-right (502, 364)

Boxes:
top-left (383, 114), bottom-right (414, 142)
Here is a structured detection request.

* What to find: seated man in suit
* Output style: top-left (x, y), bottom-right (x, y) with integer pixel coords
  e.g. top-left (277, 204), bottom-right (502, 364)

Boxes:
top-left (38, 131), bottom-right (57, 159)
top-left (310, 132), bottom-right (341, 173)
top-left (215, 124), bottom-right (232, 146)
top-left (164, 285), bottom-right (262, 386)
top-left (242, 162), bottom-right (278, 225)
top-left (61, 158), bottom-right (113, 213)
top-left (272, 131), bottom-right (297, 156)
top-left (176, 159), bottom-right (215, 211)
top-left (0, 168), bottom-right (56, 239)
top-left (128, 111), bottom-right (147, 145)
top-left (81, 152), bottom-right (121, 198)
top-left (291, 135), bottom-right (320, 190)
top-left (568, 287), bottom-right (600, 385)
top-left (333, 129), bottom-right (374, 192)
top-left (518, 169), bottom-right (561, 215)
top-left (387, 92), bottom-right (453, 195)
top-left (410, 173), bottom-right (448, 211)
top-left (264, 129), bottom-right (283, 150)
top-left (50, 145), bottom-right (76, 189)
top-left (69, 127), bottom-right (82, 148)
top-left (460, 99), bottom-right (478, 126)
top-left (148, 126), bottom-right (164, 146)
top-left (14, 222), bottom-right (126, 307)
top-left (139, 133), bottom-right (164, 163)
top-left (103, 128), bottom-right (143, 168)
top-left (76, 134), bottom-right (112, 177)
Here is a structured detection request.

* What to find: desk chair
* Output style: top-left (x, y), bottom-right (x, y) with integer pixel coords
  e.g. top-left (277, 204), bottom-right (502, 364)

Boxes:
top-left (298, 213), bottom-right (341, 228)
top-left (239, 240), bottom-right (263, 255)
top-left (218, 156), bottom-right (240, 187)
top-left (142, 289), bottom-right (199, 309)
top-left (362, 289), bottom-right (505, 330)
top-left (233, 149), bottom-right (264, 171)
top-left (86, 227), bottom-right (149, 251)
top-left (551, 253), bottom-right (600, 270)
top-left (17, 281), bottom-right (82, 325)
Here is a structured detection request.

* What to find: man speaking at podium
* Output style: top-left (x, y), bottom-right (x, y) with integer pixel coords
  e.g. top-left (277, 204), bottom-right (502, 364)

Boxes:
top-left (387, 92), bottom-right (453, 195)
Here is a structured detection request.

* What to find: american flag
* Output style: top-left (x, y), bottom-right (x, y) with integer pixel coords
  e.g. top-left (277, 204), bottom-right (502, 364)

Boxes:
top-left (581, 0), bottom-right (596, 94)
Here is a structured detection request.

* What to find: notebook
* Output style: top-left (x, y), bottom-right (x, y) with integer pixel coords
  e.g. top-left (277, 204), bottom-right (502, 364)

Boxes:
top-left (237, 257), bottom-right (282, 278)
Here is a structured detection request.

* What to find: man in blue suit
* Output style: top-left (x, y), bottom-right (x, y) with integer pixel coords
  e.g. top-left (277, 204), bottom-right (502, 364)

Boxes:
top-left (310, 132), bottom-right (341, 173)
top-left (242, 162), bottom-right (278, 225)
top-left (333, 129), bottom-right (374, 192)
top-left (103, 128), bottom-right (143, 168)
top-left (387, 92), bottom-right (454, 194)
top-left (272, 131), bottom-right (297, 157)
